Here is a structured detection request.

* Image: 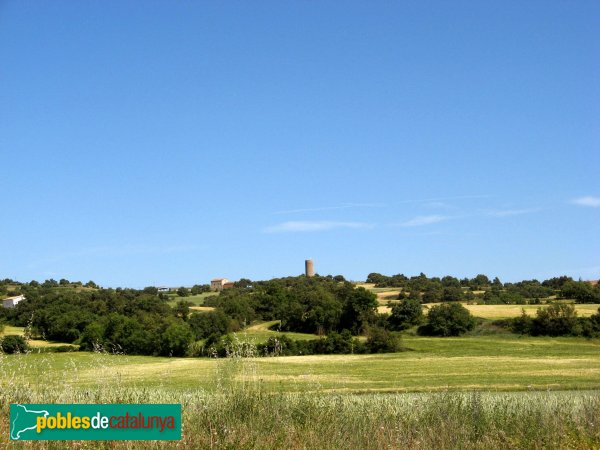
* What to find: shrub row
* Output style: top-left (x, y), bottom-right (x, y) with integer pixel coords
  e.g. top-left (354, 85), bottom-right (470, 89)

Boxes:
top-left (195, 328), bottom-right (402, 358)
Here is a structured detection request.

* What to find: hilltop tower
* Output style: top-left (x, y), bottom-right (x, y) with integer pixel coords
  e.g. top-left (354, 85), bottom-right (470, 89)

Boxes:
top-left (305, 259), bottom-right (315, 277)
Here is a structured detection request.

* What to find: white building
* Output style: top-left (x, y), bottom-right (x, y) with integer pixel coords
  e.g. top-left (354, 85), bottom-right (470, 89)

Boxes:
top-left (2, 295), bottom-right (25, 308)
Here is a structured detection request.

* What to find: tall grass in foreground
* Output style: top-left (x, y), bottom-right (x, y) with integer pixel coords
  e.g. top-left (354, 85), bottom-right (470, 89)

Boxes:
top-left (1, 340), bottom-right (600, 449)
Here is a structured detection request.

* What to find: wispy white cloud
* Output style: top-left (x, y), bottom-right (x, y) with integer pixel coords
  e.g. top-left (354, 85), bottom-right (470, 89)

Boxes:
top-left (572, 196), bottom-right (600, 207)
top-left (397, 215), bottom-right (450, 227)
top-left (264, 221), bottom-right (373, 233)
top-left (273, 203), bottom-right (386, 215)
top-left (486, 208), bottom-right (541, 217)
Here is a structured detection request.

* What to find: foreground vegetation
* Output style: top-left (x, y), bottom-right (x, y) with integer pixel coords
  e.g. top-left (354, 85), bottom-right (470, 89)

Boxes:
top-left (2, 390), bottom-right (599, 449)
top-left (1, 345), bottom-right (599, 449)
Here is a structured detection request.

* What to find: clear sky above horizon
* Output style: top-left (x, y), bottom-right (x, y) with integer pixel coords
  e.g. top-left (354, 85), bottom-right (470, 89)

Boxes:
top-left (1, 1), bottom-right (598, 287)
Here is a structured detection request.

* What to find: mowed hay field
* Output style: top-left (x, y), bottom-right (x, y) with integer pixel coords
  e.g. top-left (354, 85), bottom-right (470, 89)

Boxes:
top-left (2, 333), bottom-right (600, 448)
top-left (2, 337), bottom-right (600, 449)
top-left (2, 334), bottom-right (600, 393)
top-left (377, 303), bottom-right (600, 318)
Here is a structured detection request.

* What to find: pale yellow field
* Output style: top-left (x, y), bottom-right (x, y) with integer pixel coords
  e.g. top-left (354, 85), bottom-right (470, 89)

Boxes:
top-left (189, 306), bottom-right (216, 312)
top-left (460, 303), bottom-right (599, 319)
top-left (376, 290), bottom-right (400, 301)
top-left (246, 321), bottom-right (279, 331)
top-left (378, 303), bottom-right (600, 319)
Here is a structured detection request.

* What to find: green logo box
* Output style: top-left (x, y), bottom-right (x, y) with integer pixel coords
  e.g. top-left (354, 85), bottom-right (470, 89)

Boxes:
top-left (10, 404), bottom-right (181, 440)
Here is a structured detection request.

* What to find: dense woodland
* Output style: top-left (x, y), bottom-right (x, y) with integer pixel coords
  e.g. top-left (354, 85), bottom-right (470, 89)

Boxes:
top-left (1, 273), bottom-right (599, 356)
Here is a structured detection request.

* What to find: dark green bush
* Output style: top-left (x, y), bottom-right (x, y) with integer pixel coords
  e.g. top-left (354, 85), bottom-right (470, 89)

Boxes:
top-left (511, 310), bottom-right (534, 334)
top-left (388, 299), bottom-right (423, 330)
top-left (188, 310), bottom-right (231, 340)
top-left (0, 335), bottom-right (29, 354)
top-left (365, 327), bottom-right (401, 353)
top-left (53, 345), bottom-right (78, 353)
top-left (530, 303), bottom-right (580, 336)
top-left (418, 303), bottom-right (476, 336)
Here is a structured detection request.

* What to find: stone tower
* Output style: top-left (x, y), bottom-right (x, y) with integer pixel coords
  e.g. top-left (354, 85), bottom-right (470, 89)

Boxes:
top-left (305, 259), bottom-right (315, 277)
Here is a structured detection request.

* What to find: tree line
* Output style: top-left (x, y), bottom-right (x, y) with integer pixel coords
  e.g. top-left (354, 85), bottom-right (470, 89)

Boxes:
top-left (0, 277), bottom-right (402, 356)
top-left (2, 274), bottom-right (599, 357)
top-left (366, 273), bottom-right (600, 304)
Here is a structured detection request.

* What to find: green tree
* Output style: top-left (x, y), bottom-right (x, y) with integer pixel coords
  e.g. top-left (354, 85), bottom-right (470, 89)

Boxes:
top-left (234, 279), bottom-right (253, 289)
top-left (143, 286), bottom-right (159, 295)
top-left (190, 284), bottom-right (210, 295)
top-left (470, 274), bottom-right (490, 290)
top-left (511, 309), bottom-right (533, 334)
top-left (388, 299), bottom-right (423, 330)
top-left (418, 303), bottom-right (475, 336)
top-left (43, 279), bottom-right (58, 288)
top-left (587, 307), bottom-right (600, 336)
top-left (531, 303), bottom-right (579, 336)
top-left (174, 301), bottom-right (191, 320)
top-left (1, 335), bottom-right (30, 354)
top-left (442, 286), bottom-right (463, 302)
top-left (560, 281), bottom-right (598, 303)
top-left (542, 276), bottom-right (573, 290)
top-left (160, 320), bottom-right (193, 356)
top-left (366, 273), bottom-right (388, 285)
top-left (365, 327), bottom-right (401, 353)
top-left (338, 286), bottom-right (378, 334)
top-left (80, 322), bottom-right (105, 351)
top-left (188, 310), bottom-right (230, 341)
top-left (441, 276), bottom-right (461, 288)
top-left (422, 285), bottom-right (443, 303)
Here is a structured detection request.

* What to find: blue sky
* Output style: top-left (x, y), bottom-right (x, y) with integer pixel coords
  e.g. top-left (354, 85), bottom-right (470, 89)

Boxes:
top-left (1, 1), bottom-right (598, 287)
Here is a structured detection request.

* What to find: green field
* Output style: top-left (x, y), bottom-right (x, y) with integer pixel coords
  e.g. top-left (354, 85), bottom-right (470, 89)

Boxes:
top-left (2, 334), bottom-right (599, 393)
top-left (2, 332), bottom-right (600, 448)
top-left (165, 291), bottom-right (216, 307)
